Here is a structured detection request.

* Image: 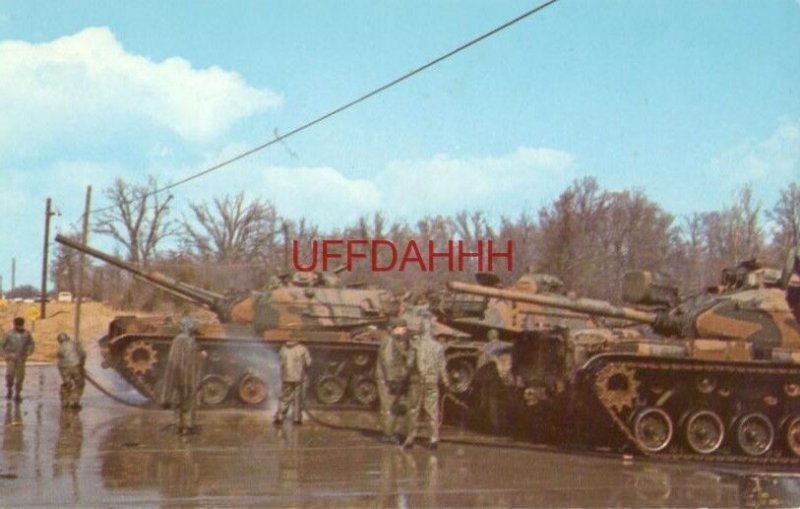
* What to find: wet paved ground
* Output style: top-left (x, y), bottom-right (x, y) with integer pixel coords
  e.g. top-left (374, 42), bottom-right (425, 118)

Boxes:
top-left (2, 367), bottom-right (800, 507)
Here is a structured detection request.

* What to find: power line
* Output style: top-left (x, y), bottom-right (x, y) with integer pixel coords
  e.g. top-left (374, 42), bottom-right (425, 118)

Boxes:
top-left (90, 0), bottom-right (561, 215)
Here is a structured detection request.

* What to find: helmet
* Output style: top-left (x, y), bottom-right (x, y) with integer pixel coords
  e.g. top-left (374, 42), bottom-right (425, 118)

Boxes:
top-left (57, 332), bottom-right (70, 343)
top-left (180, 318), bottom-right (198, 334)
top-left (388, 317), bottom-right (407, 328)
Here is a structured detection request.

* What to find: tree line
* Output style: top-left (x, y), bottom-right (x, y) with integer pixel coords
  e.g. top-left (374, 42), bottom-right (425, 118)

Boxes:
top-left (51, 176), bottom-right (800, 309)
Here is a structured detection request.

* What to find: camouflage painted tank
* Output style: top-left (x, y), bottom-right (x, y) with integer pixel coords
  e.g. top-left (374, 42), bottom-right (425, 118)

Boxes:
top-left (57, 235), bottom-right (473, 410)
top-left (434, 270), bottom-right (606, 341)
top-left (448, 251), bottom-right (800, 466)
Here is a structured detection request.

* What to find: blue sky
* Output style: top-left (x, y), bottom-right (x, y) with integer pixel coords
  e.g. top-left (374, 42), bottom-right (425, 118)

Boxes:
top-left (1, 1), bottom-right (799, 288)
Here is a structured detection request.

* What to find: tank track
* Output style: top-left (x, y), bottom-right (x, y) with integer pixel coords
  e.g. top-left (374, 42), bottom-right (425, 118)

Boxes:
top-left (103, 333), bottom-right (382, 410)
top-left (578, 354), bottom-right (800, 467)
top-left (102, 333), bottom-right (480, 411)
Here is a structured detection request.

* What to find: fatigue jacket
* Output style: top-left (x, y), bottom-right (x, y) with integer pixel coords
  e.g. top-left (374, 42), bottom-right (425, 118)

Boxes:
top-left (57, 340), bottom-right (86, 369)
top-left (376, 332), bottom-right (409, 383)
top-left (279, 342), bottom-right (312, 383)
top-left (408, 333), bottom-right (448, 386)
top-left (2, 329), bottom-right (35, 360)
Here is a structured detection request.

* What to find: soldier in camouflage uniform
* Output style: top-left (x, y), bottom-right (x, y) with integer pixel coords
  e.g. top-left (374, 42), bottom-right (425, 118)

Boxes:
top-left (274, 340), bottom-right (312, 425)
top-left (376, 318), bottom-right (410, 444)
top-left (56, 332), bottom-right (86, 409)
top-left (403, 318), bottom-right (452, 449)
top-left (161, 318), bottom-right (204, 435)
top-left (2, 318), bottom-right (35, 402)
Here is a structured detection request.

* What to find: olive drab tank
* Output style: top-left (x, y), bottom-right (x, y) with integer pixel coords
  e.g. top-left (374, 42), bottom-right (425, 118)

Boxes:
top-left (447, 250), bottom-right (800, 466)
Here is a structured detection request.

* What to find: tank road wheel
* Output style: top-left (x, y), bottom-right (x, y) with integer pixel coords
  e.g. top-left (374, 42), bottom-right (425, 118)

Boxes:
top-left (350, 375), bottom-right (378, 407)
top-left (785, 415), bottom-right (800, 457)
top-left (684, 410), bottom-right (725, 455)
top-left (696, 376), bottom-right (717, 395)
top-left (736, 413), bottom-right (775, 456)
top-left (123, 341), bottom-right (159, 377)
top-left (633, 407), bottom-right (673, 453)
top-left (352, 353), bottom-right (370, 368)
top-left (314, 375), bottom-right (347, 405)
top-left (445, 356), bottom-right (476, 395)
top-left (198, 375), bottom-right (231, 407)
top-left (237, 374), bottom-right (268, 406)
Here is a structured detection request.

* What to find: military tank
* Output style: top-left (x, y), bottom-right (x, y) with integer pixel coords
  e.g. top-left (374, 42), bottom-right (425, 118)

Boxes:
top-left (448, 253), bottom-right (800, 466)
top-left (57, 235), bottom-right (473, 410)
top-left (433, 270), bottom-right (608, 341)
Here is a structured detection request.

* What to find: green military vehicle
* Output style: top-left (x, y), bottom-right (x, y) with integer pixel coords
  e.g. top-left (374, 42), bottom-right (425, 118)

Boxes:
top-left (448, 250), bottom-right (800, 466)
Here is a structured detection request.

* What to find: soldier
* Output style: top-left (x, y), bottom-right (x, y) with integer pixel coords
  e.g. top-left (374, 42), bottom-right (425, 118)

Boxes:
top-left (376, 318), bottom-right (410, 444)
top-left (161, 318), bottom-right (204, 435)
top-left (56, 332), bottom-right (86, 409)
top-left (2, 317), bottom-right (35, 402)
top-left (403, 318), bottom-right (452, 450)
top-left (274, 339), bottom-right (312, 425)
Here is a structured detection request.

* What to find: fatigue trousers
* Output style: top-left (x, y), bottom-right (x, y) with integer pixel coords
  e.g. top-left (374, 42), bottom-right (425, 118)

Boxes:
top-left (174, 396), bottom-right (196, 430)
top-left (276, 381), bottom-right (303, 422)
top-left (58, 366), bottom-right (85, 408)
top-left (5, 355), bottom-right (27, 397)
top-left (405, 381), bottom-right (441, 444)
top-left (377, 379), bottom-right (406, 437)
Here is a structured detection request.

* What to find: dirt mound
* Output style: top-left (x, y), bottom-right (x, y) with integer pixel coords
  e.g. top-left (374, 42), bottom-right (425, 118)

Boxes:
top-left (0, 301), bottom-right (124, 363)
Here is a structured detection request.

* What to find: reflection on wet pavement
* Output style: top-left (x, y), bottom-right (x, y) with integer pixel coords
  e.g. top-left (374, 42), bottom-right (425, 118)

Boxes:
top-left (1, 367), bottom-right (799, 507)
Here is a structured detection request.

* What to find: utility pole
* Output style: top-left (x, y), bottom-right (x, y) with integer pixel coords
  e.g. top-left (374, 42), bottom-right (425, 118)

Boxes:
top-left (282, 221), bottom-right (290, 271)
top-left (74, 186), bottom-right (92, 343)
top-left (11, 258), bottom-right (15, 292)
top-left (40, 197), bottom-right (55, 318)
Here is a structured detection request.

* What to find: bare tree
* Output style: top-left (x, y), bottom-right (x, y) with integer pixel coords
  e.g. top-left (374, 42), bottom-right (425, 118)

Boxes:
top-left (94, 176), bottom-right (174, 266)
top-left (50, 230), bottom-right (83, 293)
top-left (769, 182), bottom-right (800, 255)
top-left (181, 192), bottom-right (279, 263)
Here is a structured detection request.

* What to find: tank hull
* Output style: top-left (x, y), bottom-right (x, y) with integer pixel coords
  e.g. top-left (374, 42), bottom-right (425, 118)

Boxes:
top-left (477, 349), bottom-right (800, 466)
top-left (572, 354), bottom-right (800, 466)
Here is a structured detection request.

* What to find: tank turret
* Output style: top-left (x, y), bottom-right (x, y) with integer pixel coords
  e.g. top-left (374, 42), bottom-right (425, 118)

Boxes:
top-left (435, 270), bottom-right (603, 341)
top-left (449, 261), bottom-right (800, 355)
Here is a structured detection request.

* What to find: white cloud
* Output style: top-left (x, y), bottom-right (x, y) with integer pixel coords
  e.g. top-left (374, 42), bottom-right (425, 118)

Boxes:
top-left (234, 146), bottom-right (576, 227)
top-left (377, 147), bottom-right (576, 218)
top-left (0, 27), bottom-right (281, 156)
top-left (257, 166), bottom-right (381, 225)
top-left (710, 120), bottom-right (800, 185)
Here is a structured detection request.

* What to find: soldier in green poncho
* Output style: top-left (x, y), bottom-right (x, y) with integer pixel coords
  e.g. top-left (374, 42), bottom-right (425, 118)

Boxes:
top-left (161, 318), bottom-right (204, 435)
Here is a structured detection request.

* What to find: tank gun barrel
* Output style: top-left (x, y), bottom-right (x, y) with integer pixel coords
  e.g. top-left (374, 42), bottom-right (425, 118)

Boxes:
top-left (55, 234), bottom-right (229, 311)
top-left (447, 281), bottom-right (658, 324)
